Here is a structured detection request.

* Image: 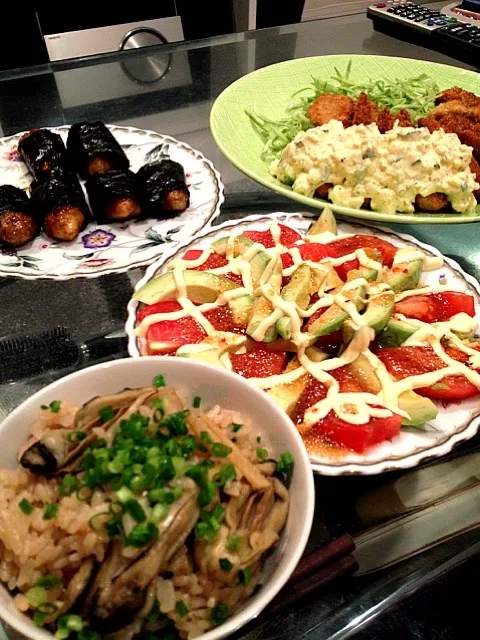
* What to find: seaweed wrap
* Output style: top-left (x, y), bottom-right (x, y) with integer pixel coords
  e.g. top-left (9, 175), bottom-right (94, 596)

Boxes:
top-left (18, 129), bottom-right (68, 179)
top-left (30, 170), bottom-right (90, 241)
top-left (0, 185), bottom-right (37, 247)
top-left (67, 121), bottom-right (129, 177)
top-left (136, 159), bottom-right (190, 217)
top-left (86, 170), bottom-right (142, 222)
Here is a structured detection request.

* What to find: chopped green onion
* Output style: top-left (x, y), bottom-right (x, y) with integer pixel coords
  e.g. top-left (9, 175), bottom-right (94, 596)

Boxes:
top-left (152, 397), bottom-right (167, 422)
top-left (210, 602), bottom-right (229, 626)
top-left (27, 586), bottom-right (47, 607)
top-left (37, 602), bottom-right (59, 614)
top-left (108, 459), bottom-right (124, 474)
top-left (124, 499), bottom-right (146, 523)
top-left (211, 443), bottom-right (232, 458)
top-left (162, 410), bottom-right (189, 436)
top-left (256, 436), bottom-right (261, 443)
top-left (18, 498), bottom-right (34, 515)
top-left (198, 481), bottom-right (216, 507)
top-left (145, 600), bottom-right (162, 623)
top-left (193, 396), bottom-right (201, 408)
top-left (66, 431), bottom-right (87, 444)
top-left (171, 486), bottom-right (184, 501)
top-left (116, 486), bottom-right (135, 504)
top-left (99, 406), bottom-right (115, 423)
top-left (200, 431), bottom-right (213, 444)
top-left (154, 374), bottom-right (166, 388)
top-left (35, 575), bottom-right (61, 589)
top-left (172, 456), bottom-right (188, 477)
top-left (59, 475), bottom-right (77, 497)
top-left (40, 405), bottom-right (49, 411)
top-left (232, 423), bottom-right (243, 433)
top-left (56, 614), bottom-right (84, 638)
top-left (109, 501), bottom-right (124, 516)
top-left (124, 521), bottom-right (159, 547)
top-left (33, 610), bottom-right (46, 628)
top-left (195, 504), bottom-right (225, 542)
top-left (88, 511), bottom-right (110, 532)
top-left (43, 503), bottom-right (59, 520)
top-left (256, 447), bottom-right (268, 460)
top-left (76, 486), bottom-right (93, 502)
top-left (213, 463), bottom-right (236, 487)
top-left (175, 600), bottom-right (189, 618)
top-left (226, 535), bottom-right (242, 552)
top-left (276, 452), bottom-right (294, 474)
top-left (49, 400), bottom-right (62, 414)
top-left (239, 567), bottom-right (252, 586)
top-left (150, 503), bottom-right (170, 523)
top-left (219, 558), bottom-right (233, 571)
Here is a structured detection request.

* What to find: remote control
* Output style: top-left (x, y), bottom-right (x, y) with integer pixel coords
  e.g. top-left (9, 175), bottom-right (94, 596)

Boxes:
top-left (367, 2), bottom-right (480, 66)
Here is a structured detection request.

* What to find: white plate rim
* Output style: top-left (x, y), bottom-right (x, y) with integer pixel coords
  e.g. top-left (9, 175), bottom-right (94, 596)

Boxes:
top-left (125, 211), bottom-right (480, 476)
top-left (0, 124), bottom-right (224, 281)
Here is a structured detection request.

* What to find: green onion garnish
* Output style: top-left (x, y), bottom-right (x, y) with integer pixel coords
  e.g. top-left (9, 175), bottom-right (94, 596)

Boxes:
top-left (35, 575), bottom-right (61, 589)
top-left (66, 431), bottom-right (87, 444)
top-left (276, 452), bottom-right (294, 474)
top-left (211, 442), bottom-right (232, 458)
top-left (124, 521), bottom-right (159, 547)
top-left (239, 567), bottom-right (252, 585)
top-left (154, 374), bottom-right (166, 388)
top-left (198, 481), bottom-right (216, 508)
top-left (49, 400), bottom-right (62, 414)
top-left (37, 602), bottom-right (59, 614)
top-left (162, 410), bottom-right (189, 436)
top-left (33, 610), bottom-right (46, 627)
top-left (59, 475), bottom-right (77, 497)
top-left (193, 396), bottom-right (201, 408)
top-left (124, 499), bottom-right (146, 523)
top-left (210, 602), bottom-right (230, 626)
top-left (219, 558), bottom-right (233, 571)
top-left (200, 431), bottom-right (213, 444)
top-left (195, 504), bottom-right (225, 543)
top-left (99, 406), bottom-right (115, 423)
top-left (232, 423), bottom-right (243, 433)
top-left (226, 534), bottom-right (242, 552)
top-left (213, 463), bottom-right (236, 488)
top-left (18, 498), bottom-right (34, 515)
top-left (175, 600), bottom-right (189, 618)
top-left (27, 586), bottom-right (47, 607)
top-left (256, 447), bottom-right (268, 461)
top-left (43, 503), bottom-right (59, 520)
top-left (150, 503), bottom-right (170, 523)
top-left (116, 486), bottom-right (135, 503)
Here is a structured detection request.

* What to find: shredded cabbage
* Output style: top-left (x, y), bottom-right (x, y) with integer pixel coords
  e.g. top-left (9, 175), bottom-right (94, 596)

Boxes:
top-left (246, 60), bottom-right (440, 163)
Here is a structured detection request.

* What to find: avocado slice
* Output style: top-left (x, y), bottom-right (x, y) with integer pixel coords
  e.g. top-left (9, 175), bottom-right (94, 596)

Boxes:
top-left (267, 358), bottom-right (309, 414)
top-left (307, 206), bottom-right (337, 236)
top-left (247, 258), bottom-right (283, 342)
top-left (382, 259), bottom-right (423, 293)
top-left (212, 234), bottom-right (270, 288)
top-left (343, 291), bottom-right (395, 343)
top-left (377, 317), bottom-right (418, 348)
top-left (346, 266), bottom-right (378, 283)
top-left (134, 270), bottom-right (239, 305)
top-left (305, 283), bottom-right (366, 343)
top-left (276, 264), bottom-right (313, 340)
top-left (228, 294), bottom-right (254, 327)
top-left (398, 390), bottom-right (438, 426)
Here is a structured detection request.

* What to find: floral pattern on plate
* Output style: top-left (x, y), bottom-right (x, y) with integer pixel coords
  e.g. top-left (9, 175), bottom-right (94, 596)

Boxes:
top-left (0, 126), bottom-right (224, 280)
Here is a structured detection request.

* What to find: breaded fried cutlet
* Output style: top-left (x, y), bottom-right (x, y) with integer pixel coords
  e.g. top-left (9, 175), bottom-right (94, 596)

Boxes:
top-left (419, 114), bottom-right (480, 160)
top-left (352, 92), bottom-right (379, 126)
top-left (470, 157), bottom-right (480, 201)
top-left (435, 87), bottom-right (480, 108)
top-left (428, 101), bottom-right (480, 124)
top-left (376, 106), bottom-right (413, 133)
top-left (307, 94), bottom-right (355, 127)
top-left (415, 193), bottom-right (449, 212)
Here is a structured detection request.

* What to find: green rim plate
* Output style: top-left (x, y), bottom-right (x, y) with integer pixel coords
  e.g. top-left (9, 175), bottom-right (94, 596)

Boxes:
top-left (210, 54), bottom-right (480, 225)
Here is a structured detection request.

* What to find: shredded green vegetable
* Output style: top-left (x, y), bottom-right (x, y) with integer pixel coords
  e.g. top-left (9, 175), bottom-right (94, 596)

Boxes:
top-left (246, 60), bottom-right (440, 163)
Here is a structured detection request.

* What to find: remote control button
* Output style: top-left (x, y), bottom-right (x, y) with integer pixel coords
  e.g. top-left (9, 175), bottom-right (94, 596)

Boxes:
top-left (413, 15), bottom-right (427, 21)
top-left (375, 2), bottom-right (387, 7)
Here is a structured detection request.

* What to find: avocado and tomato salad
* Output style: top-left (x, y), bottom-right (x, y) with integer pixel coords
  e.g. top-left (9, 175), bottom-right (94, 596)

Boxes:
top-left (133, 208), bottom-right (480, 455)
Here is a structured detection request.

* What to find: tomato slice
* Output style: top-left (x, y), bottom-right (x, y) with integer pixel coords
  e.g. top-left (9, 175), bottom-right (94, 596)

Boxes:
top-left (137, 300), bottom-right (182, 323)
top-left (328, 234), bottom-right (397, 267)
top-left (182, 250), bottom-right (228, 271)
top-left (292, 374), bottom-right (401, 452)
top-left (394, 292), bottom-right (476, 323)
top-left (334, 258), bottom-right (359, 282)
top-left (230, 344), bottom-right (288, 378)
top-left (377, 345), bottom-right (480, 400)
top-left (202, 306), bottom-right (246, 333)
top-left (281, 253), bottom-right (294, 269)
top-left (313, 330), bottom-right (343, 355)
top-left (242, 224), bottom-right (301, 248)
top-left (297, 243), bottom-right (337, 262)
top-left (147, 316), bottom-right (206, 355)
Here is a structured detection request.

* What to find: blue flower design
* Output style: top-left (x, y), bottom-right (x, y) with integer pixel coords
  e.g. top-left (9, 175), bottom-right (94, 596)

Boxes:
top-left (82, 229), bottom-right (116, 249)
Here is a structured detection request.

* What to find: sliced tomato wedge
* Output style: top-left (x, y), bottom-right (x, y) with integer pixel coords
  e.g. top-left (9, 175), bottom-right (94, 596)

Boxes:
top-left (297, 242), bottom-right (337, 262)
top-left (377, 345), bottom-right (480, 400)
top-left (242, 224), bottom-right (301, 248)
top-left (182, 250), bottom-right (228, 271)
top-left (203, 306), bottom-right (246, 333)
top-left (313, 330), bottom-right (343, 355)
top-left (230, 344), bottom-right (288, 378)
top-left (137, 300), bottom-right (182, 323)
top-left (281, 253), bottom-right (294, 269)
top-left (328, 234), bottom-right (397, 268)
top-left (147, 316), bottom-right (206, 355)
top-left (394, 291), bottom-right (476, 323)
top-left (292, 375), bottom-right (401, 452)
top-left (334, 258), bottom-right (359, 282)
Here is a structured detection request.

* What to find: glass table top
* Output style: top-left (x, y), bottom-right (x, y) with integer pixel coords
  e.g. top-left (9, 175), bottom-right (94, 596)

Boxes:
top-left (0, 7), bottom-right (479, 640)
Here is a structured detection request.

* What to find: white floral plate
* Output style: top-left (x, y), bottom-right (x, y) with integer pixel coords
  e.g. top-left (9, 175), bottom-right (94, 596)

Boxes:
top-left (125, 212), bottom-right (480, 476)
top-left (0, 125), bottom-right (224, 280)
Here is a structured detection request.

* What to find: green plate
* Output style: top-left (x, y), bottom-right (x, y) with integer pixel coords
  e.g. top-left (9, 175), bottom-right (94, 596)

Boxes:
top-left (210, 55), bottom-right (480, 225)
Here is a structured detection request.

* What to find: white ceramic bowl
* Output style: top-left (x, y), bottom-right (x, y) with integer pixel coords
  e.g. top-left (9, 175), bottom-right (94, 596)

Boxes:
top-left (0, 357), bottom-right (314, 640)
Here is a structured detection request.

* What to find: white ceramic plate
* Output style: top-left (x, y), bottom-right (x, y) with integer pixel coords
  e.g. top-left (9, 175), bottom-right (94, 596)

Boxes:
top-left (126, 212), bottom-right (480, 476)
top-left (0, 125), bottom-right (224, 280)
top-left (0, 357), bottom-right (314, 640)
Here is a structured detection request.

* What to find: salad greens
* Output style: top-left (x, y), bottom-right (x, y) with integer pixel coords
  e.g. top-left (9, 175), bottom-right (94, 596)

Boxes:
top-left (246, 60), bottom-right (440, 162)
